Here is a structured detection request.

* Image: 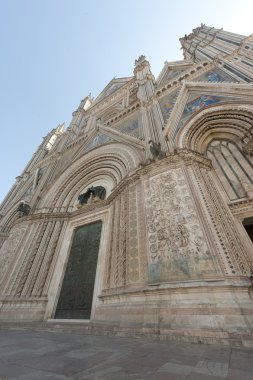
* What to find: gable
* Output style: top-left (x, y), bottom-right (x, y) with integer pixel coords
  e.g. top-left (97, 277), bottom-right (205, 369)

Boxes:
top-left (157, 61), bottom-right (194, 87)
top-left (95, 77), bottom-right (133, 103)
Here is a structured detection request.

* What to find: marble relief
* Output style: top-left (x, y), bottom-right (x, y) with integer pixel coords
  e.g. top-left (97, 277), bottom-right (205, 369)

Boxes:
top-left (145, 168), bottom-right (218, 283)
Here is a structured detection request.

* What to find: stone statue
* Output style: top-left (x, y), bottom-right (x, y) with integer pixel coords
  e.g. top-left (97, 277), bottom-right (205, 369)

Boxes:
top-left (78, 186), bottom-right (106, 205)
top-left (93, 186), bottom-right (106, 199)
top-left (149, 140), bottom-right (165, 160)
top-left (78, 189), bottom-right (93, 205)
top-left (17, 202), bottom-right (31, 215)
top-left (135, 55), bottom-right (146, 67)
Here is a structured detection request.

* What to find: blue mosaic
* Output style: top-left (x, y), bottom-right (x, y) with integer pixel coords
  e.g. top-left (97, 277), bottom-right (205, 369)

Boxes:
top-left (159, 91), bottom-right (179, 120)
top-left (85, 134), bottom-right (113, 153)
top-left (194, 68), bottom-right (238, 83)
top-left (175, 94), bottom-right (242, 136)
top-left (117, 119), bottom-right (139, 138)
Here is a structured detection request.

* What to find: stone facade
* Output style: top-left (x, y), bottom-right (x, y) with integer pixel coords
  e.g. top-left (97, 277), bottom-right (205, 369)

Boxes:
top-left (1, 25), bottom-right (253, 344)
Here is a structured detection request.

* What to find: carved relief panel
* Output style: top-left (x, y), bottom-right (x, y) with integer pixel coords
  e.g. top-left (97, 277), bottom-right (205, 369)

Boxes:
top-left (0, 223), bottom-right (28, 289)
top-left (144, 167), bottom-right (219, 283)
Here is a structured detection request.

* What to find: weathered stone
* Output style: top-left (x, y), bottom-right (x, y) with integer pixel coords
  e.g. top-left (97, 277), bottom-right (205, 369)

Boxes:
top-left (0, 25), bottom-right (253, 346)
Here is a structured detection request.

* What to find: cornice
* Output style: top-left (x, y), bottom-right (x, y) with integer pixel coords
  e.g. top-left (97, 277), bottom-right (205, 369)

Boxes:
top-left (229, 198), bottom-right (253, 219)
top-left (182, 81), bottom-right (253, 93)
top-left (229, 198), bottom-right (253, 209)
top-left (99, 279), bottom-right (250, 299)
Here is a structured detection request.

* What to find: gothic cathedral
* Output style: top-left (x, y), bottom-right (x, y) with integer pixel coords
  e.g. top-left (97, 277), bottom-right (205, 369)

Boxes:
top-left (1, 25), bottom-right (253, 344)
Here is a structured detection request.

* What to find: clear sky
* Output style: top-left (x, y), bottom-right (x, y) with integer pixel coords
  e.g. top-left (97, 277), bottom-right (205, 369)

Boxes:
top-left (0, 0), bottom-right (252, 203)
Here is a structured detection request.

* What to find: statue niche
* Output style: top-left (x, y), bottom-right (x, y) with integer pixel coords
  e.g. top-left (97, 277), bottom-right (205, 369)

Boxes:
top-left (77, 186), bottom-right (106, 207)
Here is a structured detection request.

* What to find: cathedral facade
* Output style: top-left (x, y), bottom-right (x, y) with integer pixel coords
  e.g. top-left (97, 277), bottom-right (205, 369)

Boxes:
top-left (1, 25), bottom-right (253, 344)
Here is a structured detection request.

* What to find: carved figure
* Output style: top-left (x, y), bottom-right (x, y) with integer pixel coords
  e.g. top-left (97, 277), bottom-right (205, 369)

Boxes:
top-left (17, 202), bottom-right (31, 215)
top-left (78, 186), bottom-right (106, 205)
top-left (135, 55), bottom-right (146, 66)
top-left (93, 186), bottom-right (106, 199)
top-left (148, 140), bottom-right (165, 160)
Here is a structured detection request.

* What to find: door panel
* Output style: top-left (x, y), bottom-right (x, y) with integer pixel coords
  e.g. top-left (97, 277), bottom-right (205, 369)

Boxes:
top-left (55, 221), bottom-right (102, 319)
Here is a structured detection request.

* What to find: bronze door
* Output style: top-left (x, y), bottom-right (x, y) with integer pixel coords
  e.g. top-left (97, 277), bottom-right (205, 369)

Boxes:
top-left (55, 221), bottom-right (102, 319)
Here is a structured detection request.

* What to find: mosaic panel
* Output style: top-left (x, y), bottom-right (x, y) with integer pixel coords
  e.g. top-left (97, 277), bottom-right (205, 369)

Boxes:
top-left (158, 91), bottom-right (179, 121)
top-left (115, 114), bottom-right (142, 139)
top-left (193, 68), bottom-right (238, 83)
top-left (84, 134), bottom-right (114, 154)
top-left (175, 94), bottom-right (243, 135)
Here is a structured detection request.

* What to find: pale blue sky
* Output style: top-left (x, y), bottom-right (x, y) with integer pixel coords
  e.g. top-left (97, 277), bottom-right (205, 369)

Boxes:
top-left (0, 0), bottom-right (252, 203)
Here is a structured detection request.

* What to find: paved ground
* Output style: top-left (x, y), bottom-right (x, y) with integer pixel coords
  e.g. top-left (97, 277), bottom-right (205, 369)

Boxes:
top-left (0, 329), bottom-right (253, 379)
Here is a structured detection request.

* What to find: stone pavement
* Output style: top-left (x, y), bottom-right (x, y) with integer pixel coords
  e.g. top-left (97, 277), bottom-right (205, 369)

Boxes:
top-left (0, 329), bottom-right (253, 379)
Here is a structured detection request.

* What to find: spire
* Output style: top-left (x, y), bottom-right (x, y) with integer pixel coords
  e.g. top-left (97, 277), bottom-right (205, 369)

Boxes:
top-left (77, 94), bottom-right (93, 111)
top-left (179, 24), bottom-right (247, 62)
